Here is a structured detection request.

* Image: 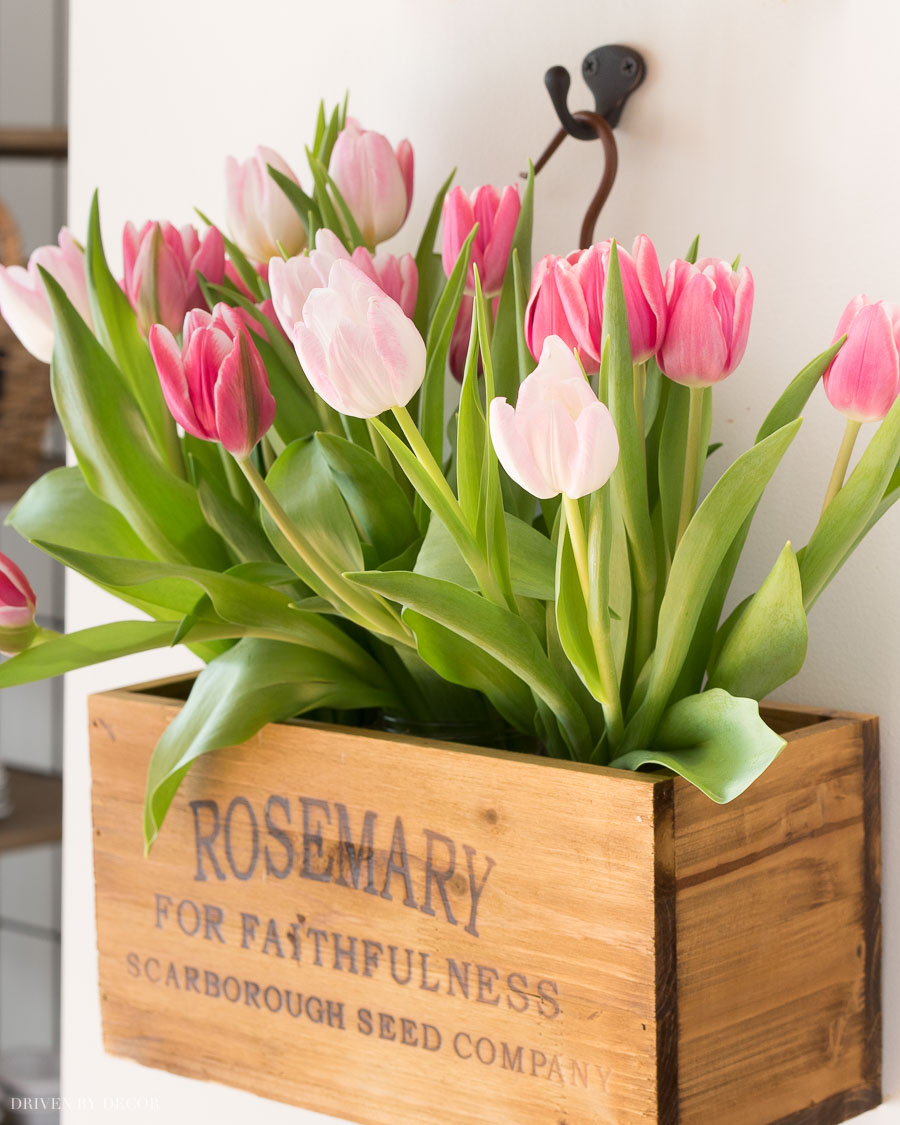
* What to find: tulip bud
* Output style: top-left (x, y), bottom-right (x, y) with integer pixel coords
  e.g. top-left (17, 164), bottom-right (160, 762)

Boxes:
top-left (658, 257), bottom-right (754, 386)
top-left (123, 220), bottom-right (225, 336)
top-left (225, 146), bottom-right (308, 263)
top-left (149, 304), bottom-right (276, 459)
top-left (489, 336), bottom-right (619, 499)
top-left (441, 184), bottom-right (520, 298)
top-left (269, 229), bottom-right (418, 338)
top-left (823, 295), bottom-right (900, 422)
top-left (0, 552), bottom-right (38, 655)
top-left (330, 119), bottom-right (414, 246)
top-left (0, 229), bottom-right (92, 363)
top-left (291, 259), bottom-right (426, 419)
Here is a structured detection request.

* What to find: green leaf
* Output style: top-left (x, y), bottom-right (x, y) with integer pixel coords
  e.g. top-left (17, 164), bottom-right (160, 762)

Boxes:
top-left (455, 308), bottom-right (485, 528)
top-left (84, 193), bottom-right (175, 460)
top-left (0, 620), bottom-right (234, 688)
top-left (757, 339), bottom-right (843, 442)
top-left (263, 437), bottom-right (364, 581)
top-left (305, 148), bottom-right (351, 250)
top-left (685, 234), bottom-right (700, 264)
top-left (402, 609), bottom-right (536, 733)
top-left (193, 458), bottom-right (276, 564)
top-left (347, 569), bottom-right (591, 758)
top-left (800, 384), bottom-right (900, 609)
top-left (414, 512), bottom-right (555, 600)
top-left (707, 542), bottom-right (807, 699)
top-left (413, 167), bottom-right (455, 334)
top-left (418, 225), bottom-right (477, 467)
top-left (195, 208), bottom-right (264, 300)
top-left (267, 163), bottom-right (318, 237)
top-left (315, 433), bottom-right (419, 565)
top-left (40, 270), bottom-right (229, 570)
top-left (144, 638), bottom-right (398, 849)
top-left (622, 419), bottom-right (802, 752)
top-left (555, 517), bottom-right (605, 701)
top-left (611, 689), bottom-right (786, 803)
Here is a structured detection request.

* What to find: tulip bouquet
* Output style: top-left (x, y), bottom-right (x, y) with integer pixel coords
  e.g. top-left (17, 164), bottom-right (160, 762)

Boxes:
top-left (0, 100), bottom-right (898, 850)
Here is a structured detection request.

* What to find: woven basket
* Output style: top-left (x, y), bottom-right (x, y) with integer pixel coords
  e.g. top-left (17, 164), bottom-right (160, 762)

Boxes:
top-left (0, 199), bottom-right (55, 478)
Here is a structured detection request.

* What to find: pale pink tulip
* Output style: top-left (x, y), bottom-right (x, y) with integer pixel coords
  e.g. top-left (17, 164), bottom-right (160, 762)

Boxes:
top-left (149, 304), bottom-right (275, 458)
top-left (225, 146), bottom-right (308, 263)
top-left (0, 229), bottom-right (92, 363)
top-left (291, 259), bottom-right (426, 419)
top-left (489, 336), bottom-right (619, 499)
top-left (330, 119), bottom-right (413, 246)
top-left (525, 236), bottom-right (666, 372)
top-left (441, 184), bottom-right (520, 297)
top-left (0, 551), bottom-right (37, 654)
top-left (269, 229), bottom-right (417, 338)
top-left (123, 221), bottom-right (225, 335)
top-left (658, 257), bottom-right (754, 386)
top-left (823, 295), bottom-right (900, 422)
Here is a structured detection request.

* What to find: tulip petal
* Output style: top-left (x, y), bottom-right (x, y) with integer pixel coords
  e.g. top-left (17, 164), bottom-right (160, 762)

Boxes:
top-left (367, 295), bottom-right (427, 409)
top-left (149, 324), bottom-right (208, 439)
top-left (213, 333), bottom-right (276, 457)
top-left (488, 398), bottom-right (557, 499)
top-left (566, 401), bottom-right (620, 498)
top-left (824, 302), bottom-right (900, 422)
top-left (0, 265), bottom-right (53, 362)
top-left (659, 272), bottom-right (728, 386)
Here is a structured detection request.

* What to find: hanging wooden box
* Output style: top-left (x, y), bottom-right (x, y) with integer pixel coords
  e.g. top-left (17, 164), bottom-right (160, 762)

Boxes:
top-left (89, 678), bottom-right (881, 1125)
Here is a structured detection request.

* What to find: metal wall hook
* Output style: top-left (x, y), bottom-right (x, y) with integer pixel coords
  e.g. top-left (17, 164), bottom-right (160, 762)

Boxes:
top-left (531, 45), bottom-right (646, 248)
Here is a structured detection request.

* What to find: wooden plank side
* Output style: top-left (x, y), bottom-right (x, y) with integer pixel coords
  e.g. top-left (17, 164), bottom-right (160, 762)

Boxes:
top-left (90, 688), bottom-right (669, 1125)
top-left (674, 717), bottom-right (879, 1125)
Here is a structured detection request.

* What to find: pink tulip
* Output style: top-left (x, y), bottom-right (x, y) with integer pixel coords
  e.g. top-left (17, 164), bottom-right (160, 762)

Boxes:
top-left (123, 220), bottom-right (225, 336)
top-left (658, 257), bottom-right (754, 386)
top-left (0, 551), bottom-right (37, 655)
top-left (225, 146), bottom-right (308, 263)
top-left (148, 304), bottom-right (276, 458)
top-left (525, 236), bottom-right (666, 373)
top-left (823, 295), bottom-right (900, 422)
top-left (0, 229), bottom-right (92, 363)
top-left (441, 184), bottom-right (520, 297)
top-left (330, 118), bottom-right (414, 246)
top-left (269, 230), bottom-right (417, 338)
top-left (489, 335), bottom-right (619, 499)
top-left (291, 259), bottom-right (426, 419)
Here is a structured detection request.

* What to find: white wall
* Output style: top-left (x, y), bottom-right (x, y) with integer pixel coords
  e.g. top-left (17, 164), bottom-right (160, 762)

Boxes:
top-left (65, 0), bottom-right (898, 1120)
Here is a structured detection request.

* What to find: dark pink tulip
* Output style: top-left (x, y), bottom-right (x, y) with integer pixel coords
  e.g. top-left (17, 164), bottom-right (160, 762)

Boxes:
top-left (525, 236), bottom-right (666, 372)
top-left (658, 257), bottom-right (754, 386)
top-left (123, 220), bottom-right (225, 335)
top-left (823, 295), bottom-right (900, 422)
top-left (441, 184), bottom-right (521, 297)
top-left (330, 119), bottom-right (414, 246)
top-left (149, 303), bottom-right (276, 459)
top-left (0, 551), bottom-right (37, 654)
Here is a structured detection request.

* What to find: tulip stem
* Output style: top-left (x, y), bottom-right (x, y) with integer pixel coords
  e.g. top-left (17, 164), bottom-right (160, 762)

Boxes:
top-left (562, 494), bottom-right (624, 748)
top-left (676, 386), bottom-right (706, 548)
top-left (821, 418), bottom-right (862, 516)
top-left (236, 456), bottom-right (414, 648)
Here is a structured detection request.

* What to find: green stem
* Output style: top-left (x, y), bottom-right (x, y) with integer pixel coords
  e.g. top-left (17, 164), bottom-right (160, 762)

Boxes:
top-left (562, 494), bottom-right (624, 747)
top-left (237, 457), bottom-right (413, 648)
top-left (676, 386), bottom-right (706, 547)
top-left (821, 418), bottom-right (862, 515)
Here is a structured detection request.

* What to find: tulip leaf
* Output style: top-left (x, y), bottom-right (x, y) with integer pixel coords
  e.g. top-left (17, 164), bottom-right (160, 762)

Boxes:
top-left (657, 384), bottom-right (712, 566)
top-left (0, 620), bottom-right (240, 690)
top-left (402, 608), bottom-right (536, 733)
top-left (414, 512), bottom-right (555, 600)
top-left (40, 270), bottom-right (230, 571)
top-left (305, 149), bottom-right (352, 251)
top-left (707, 542), bottom-right (808, 699)
top-left (621, 419), bottom-right (802, 753)
top-left (192, 459), bottom-right (276, 564)
top-left (418, 225), bottom-right (477, 468)
top-left (491, 163), bottom-right (534, 406)
top-left (263, 436), bottom-right (364, 580)
top-left (144, 638), bottom-right (399, 849)
top-left (414, 167), bottom-right (456, 334)
top-left (610, 689), bottom-right (786, 803)
top-left (456, 302), bottom-right (485, 529)
top-left (194, 208), bottom-right (264, 300)
top-left (346, 569), bottom-right (592, 759)
top-left (756, 338), bottom-right (844, 442)
top-left (800, 385), bottom-right (900, 610)
top-left (555, 516), bottom-right (606, 703)
top-left (315, 432), bottom-right (420, 565)
top-left (84, 193), bottom-right (177, 463)
top-left (266, 163), bottom-right (319, 238)
top-left (685, 234), bottom-right (700, 264)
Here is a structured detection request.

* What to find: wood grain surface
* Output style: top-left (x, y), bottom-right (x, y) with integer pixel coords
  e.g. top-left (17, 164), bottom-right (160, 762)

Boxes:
top-left (89, 684), bottom-right (880, 1125)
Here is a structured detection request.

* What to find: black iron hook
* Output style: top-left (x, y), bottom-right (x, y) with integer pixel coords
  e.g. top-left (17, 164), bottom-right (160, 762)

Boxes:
top-left (531, 45), bottom-right (646, 247)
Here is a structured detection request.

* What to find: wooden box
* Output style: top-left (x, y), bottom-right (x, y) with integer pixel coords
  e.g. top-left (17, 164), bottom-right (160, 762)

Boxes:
top-left (89, 680), bottom-right (881, 1125)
